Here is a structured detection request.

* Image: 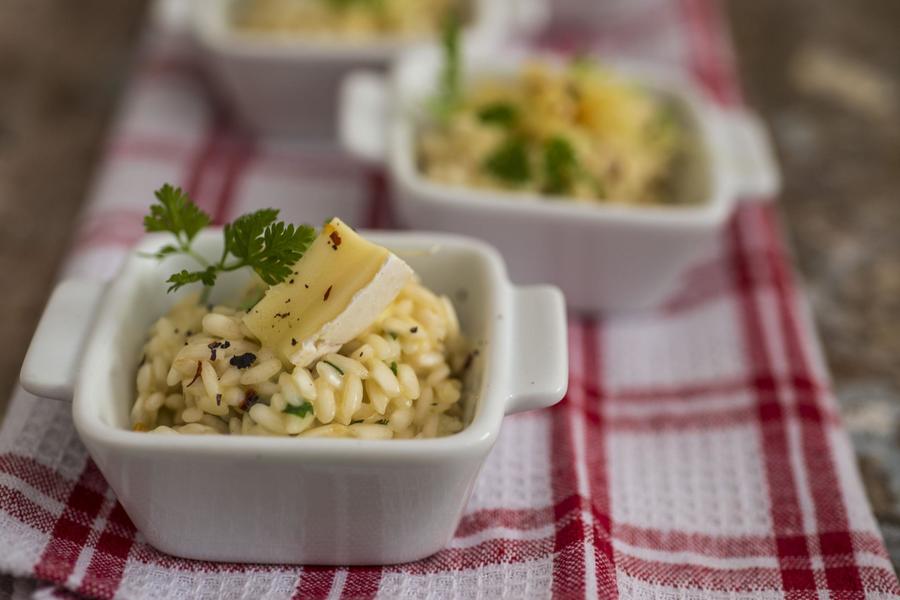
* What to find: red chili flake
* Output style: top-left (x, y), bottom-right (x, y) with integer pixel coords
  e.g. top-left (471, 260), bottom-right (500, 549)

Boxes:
top-left (324, 285), bottom-right (332, 301)
top-left (329, 230), bottom-right (342, 250)
top-left (187, 361), bottom-right (202, 387)
top-left (240, 389), bottom-right (260, 411)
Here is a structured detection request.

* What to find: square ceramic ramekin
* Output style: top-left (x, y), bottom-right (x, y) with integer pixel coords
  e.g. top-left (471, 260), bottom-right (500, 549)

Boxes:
top-left (20, 230), bottom-right (567, 565)
top-left (339, 46), bottom-right (781, 312)
top-left (188, 0), bottom-right (547, 138)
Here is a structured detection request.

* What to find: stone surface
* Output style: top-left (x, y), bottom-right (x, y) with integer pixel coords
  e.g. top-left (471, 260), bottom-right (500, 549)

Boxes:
top-left (0, 0), bottom-right (898, 570)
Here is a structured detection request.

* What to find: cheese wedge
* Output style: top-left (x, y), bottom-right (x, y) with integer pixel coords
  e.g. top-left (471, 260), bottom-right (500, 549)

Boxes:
top-left (243, 218), bottom-right (413, 366)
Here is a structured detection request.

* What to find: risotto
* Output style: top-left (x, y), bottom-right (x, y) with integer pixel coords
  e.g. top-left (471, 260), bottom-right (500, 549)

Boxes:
top-left (232, 0), bottom-right (463, 40)
top-left (132, 277), bottom-right (469, 439)
top-left (418, 59), bottom-right (684, 205)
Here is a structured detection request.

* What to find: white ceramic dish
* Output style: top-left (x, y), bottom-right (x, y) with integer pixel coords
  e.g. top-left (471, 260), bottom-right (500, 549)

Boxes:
top-left (339, 47), bottom-right (781, 312)
top-left (189, 0), bottom-right (547, 138)
top-left (20, 230), bottom-right (567, 565)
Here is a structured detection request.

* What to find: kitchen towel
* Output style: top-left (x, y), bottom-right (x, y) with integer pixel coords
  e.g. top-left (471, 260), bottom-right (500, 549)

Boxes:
top-left (1, 1), bottom-right (898, 598)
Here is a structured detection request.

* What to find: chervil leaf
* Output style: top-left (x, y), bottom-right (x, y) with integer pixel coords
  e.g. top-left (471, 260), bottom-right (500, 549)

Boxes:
top-left (283, 401), bottom-right (314, 418)
top-left (484, 137), bottom-right (531, 184)
top-left (543, 136), bottom-right (578, 195)
top-left (143, 184), bottom-right (210, 242)
top-left (226, 210), bottom-right (316, 285)
top-left (477, 102), bottom-right (518, 127)
top-left (166, 267), bottom-right (218, 293)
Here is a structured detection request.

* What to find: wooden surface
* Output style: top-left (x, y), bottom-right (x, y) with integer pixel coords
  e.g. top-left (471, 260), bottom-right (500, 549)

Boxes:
top-left (0, 0), bottom-right (898, 567)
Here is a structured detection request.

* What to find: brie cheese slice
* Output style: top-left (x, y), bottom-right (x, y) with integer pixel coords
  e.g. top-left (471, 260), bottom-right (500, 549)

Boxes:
top-left (242, 218), bottom-right (413, 366)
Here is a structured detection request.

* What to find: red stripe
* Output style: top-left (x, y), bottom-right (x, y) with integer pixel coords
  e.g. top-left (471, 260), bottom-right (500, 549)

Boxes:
top-left (0, 483), bottom-right (57, 533)
top-left (33, 461), bottom-right (107, 586)
top-left (550, 336), bottom-right (587, 598)
top-left (616, 553), bottom-right (783, 591)
top-left (77, 502), bottom-right (137, 599)
top-left (0, 454), bottom-right (76, 504)
top-left (291, 567), bottom-right (337, 600)
top-left (681, 1), bottom-right (819, 595)
top-left (595, 373), bottom-right (829, 404)
top-left (758, 206), bottom-right (865, 595)
top-left (580, 319), bottom-right (618, 598)
top-left (339, 567), bottom-right (382, 600)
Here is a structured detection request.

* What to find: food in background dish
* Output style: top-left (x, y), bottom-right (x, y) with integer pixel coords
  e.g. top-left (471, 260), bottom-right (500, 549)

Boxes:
top-left (418, 20), bottom-right (684, 205)
top-left (232, 0), bottom-right (464, 40)
top-left (131, 185), bottom-right (469, 439)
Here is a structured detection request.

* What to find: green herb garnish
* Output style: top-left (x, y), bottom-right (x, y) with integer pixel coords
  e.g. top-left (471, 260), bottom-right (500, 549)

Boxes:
top-left (143, 184), bottom-right (316, 298)
top-left (390, 361), bottom-right (398, 376)
top-left (283, 401), bottom-right (314, 418)
top-left (484, 137), bottom-right (531, 184)
top-left (477, 102), bottom-right (518, 127)
top-left (542, 136), bottom-right (579, 195)
top-left (324, 360), bottom-right (344, 375)
top-left (431, 9), bottom-right (462, 119)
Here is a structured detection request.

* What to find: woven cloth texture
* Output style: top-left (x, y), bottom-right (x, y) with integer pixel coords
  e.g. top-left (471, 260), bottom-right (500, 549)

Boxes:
top-left (1, 1), bottom-right (898, 598)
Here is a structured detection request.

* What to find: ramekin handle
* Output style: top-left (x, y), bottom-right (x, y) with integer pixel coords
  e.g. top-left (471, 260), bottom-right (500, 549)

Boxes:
top-left (339, 71), bottom-right (390, 164)
top-left (20, 279), bottom-right (107, 401)
top-left (505, 285), bottom-right (568, 415)
top-left (721, 109), bottom-right (781, 201)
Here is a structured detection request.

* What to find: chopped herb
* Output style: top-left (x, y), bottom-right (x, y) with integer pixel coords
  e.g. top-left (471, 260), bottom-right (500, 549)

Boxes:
top-left (543, 136), bottom-right (579, 195)
top-left (229, 352), bottom-right (257, 369)
top-left (283, 401), bottom-right (314, 418)
top-left (388, 332), bottom-right (398, 340)
top-left (484, 137), bottom-right (531, 184)
top-left (431, 9), bottom-right (462, 119)
top-left (143, 184), bottom-right (316, 298)
top-left (187, 361), bottom-right (202, 387)
top-left (390, 361), bottom-right (398, 376)
top-left (324, 360), bottom-right (344, 375)
top-left (477, 102), bottom-right (518, 127)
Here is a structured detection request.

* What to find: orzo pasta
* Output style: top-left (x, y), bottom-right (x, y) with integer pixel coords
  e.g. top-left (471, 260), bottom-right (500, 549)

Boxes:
top-left (131, 278), bottom-right (470, 439)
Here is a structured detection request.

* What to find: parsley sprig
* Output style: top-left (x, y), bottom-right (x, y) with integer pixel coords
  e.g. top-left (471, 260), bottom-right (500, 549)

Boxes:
top-left (430, 9), bottom-right (462, 120)
top-left (143, 184), bottom-right (316, 298)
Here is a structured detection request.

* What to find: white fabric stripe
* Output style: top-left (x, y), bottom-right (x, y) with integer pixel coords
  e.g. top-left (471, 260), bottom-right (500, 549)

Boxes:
top-left (612, 538), bottom-right (781, 570)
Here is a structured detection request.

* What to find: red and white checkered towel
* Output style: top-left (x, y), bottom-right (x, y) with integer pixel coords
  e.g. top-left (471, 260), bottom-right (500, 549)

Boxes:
top-left (2, 1), bottom-right (898, 598)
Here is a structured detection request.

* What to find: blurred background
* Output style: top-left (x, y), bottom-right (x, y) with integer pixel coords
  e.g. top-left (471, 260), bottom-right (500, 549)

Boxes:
top-left (0, 0), bottom-right (897, 564)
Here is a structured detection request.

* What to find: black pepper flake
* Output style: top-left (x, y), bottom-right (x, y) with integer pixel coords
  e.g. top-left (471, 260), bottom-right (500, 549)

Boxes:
top-left (187, 361), bottom-right (202, 387)
top-left (174, 328), bottom-right (179, 334)
top-left (289, 279), bottom-right (295, 284)
top-left (220, 341), bottom-right (230, 349)
top-left (208, 341), bottom-right (221, 361)
top-left (275, 312), bottom-right (291, 319)
top-left (216, 393), bottom-right (222, 406)
top-left (240, 389), bottom-right (260, 411)
top-left (185, 330), bottom-right (193, 337)
top-left (410, 326), bottom-right (418, 333)
top-left (138, 354), bottom-right (146, 367)
top-left (291, 338), bottom-right (298, 346)
top-left (323, 285), bottom-right (332, 301)
top-left (230, 353), bottom-right (257, 369)
top-left (284, 299), bottom-right (291, 304)
top-left (304, 283), bottom-right (309, 289)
